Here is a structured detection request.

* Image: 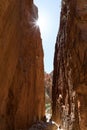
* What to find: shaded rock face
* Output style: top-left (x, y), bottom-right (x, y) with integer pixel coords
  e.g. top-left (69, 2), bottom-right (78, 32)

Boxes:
top-left (44, 72), bottom-right (53, 104)
top-left (52, 0), bottom-right (87, 130)
top-left (0, 0), bottom-right (45, 130)
top-left (44, 72), bottom-right (53, 115)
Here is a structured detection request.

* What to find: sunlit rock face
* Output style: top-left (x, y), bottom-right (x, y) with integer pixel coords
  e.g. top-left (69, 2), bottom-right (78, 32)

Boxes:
top-left (0, 0), bottom-right (45, 129)
top-left (52, 0), bottom-right (87, 130)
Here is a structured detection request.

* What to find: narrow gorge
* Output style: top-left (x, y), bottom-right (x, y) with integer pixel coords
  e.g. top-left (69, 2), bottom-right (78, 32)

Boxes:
top-left (0, 0), bottom-right (87, 130)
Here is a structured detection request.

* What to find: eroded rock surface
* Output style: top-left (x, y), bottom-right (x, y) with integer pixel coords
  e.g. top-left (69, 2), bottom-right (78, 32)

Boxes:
top-left (29, 121), bottom-right (58, 130)
top-left (52, 0), bottom-right (87, 130)
top-left (0, 0), bottom-right (45, 129)
top-left (45, 72), bottom-right (53, 104)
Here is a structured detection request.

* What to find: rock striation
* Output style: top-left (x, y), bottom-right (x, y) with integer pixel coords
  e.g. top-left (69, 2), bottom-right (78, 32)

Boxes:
top-left (44, 72), bottom-right (53, 104)
top-left (44, 72), bottom-right (53, 115)
top-left (0, 0), bottom-right (45, 130)
top-left (52, 0), bottom-right (87, 130)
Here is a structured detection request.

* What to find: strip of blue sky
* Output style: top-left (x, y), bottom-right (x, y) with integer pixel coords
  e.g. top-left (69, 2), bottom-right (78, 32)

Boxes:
top-left (34, 0), bottom-right (61, 73)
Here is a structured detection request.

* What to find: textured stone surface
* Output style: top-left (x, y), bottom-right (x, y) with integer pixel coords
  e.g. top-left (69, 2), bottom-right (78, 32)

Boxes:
top-left (45, 72), bottom-right (53, 104)
top-left (0, 0), bottom-right (45, 129)
top-left (52, 0), bottom-right (87, 130)
top-left (29, 121), bottom-right (58, 130)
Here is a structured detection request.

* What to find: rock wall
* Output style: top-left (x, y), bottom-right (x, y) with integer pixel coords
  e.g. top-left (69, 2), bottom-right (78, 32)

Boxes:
top-left (0, 0), bottom-right (45, 130)
top-left (52, 0), bottom-right (87, 130)
top-left (45, 72), bottom-right (53, 103)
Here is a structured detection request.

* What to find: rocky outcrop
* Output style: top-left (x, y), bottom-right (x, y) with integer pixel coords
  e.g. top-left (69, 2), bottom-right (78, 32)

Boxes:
top-left (52, 0), bottom-right (87, 130)
top-left (0, 0), bottom-right (45, 130)
top-left (44, 72), bottom-right (53, 104)
top-left (44, 72), bottom-right (53, 115)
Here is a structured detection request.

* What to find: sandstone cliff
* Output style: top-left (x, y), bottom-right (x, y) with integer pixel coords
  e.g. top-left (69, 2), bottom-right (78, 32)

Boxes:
top-left (44, 72), bottom-right (53, 115)
top-left (45, 72), bottom-right (53, 103)
top-left (52, 0), bottom-right (87, 130)
top-left (0, 0), bottom-right (45, 130)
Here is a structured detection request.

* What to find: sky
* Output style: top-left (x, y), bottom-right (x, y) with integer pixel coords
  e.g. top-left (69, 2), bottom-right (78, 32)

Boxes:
top-left (34, 0), bottom-right (61, 73)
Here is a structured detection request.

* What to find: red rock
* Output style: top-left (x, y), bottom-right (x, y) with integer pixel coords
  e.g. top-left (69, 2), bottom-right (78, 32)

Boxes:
top-left (0, 0), bottom-right (45, 129)
top-left (44, 72), bottom-right (53, 103)
top-left (52, 0), bottom-right (87, 130)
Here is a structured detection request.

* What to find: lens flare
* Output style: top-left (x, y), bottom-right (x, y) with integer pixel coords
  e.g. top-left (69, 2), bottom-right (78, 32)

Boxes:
top-left (35, 16), bottom-right (46, 31)
top-left (36, 19), bottom-right (40, 26)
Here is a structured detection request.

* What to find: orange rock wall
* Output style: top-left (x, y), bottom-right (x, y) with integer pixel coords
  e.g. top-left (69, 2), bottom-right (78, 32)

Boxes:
top-left (0, 0), bottom-right (45, 129)
top-left (52, 0), bottom-right (87, 130)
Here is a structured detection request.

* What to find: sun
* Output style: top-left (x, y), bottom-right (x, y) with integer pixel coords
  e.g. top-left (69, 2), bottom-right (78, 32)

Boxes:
top-left (35, 15), bottom-right (46, 31)
top-left (33, 12), bottom-right (50, 36)
top-left (36, 18), bottom-right (44, 27)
